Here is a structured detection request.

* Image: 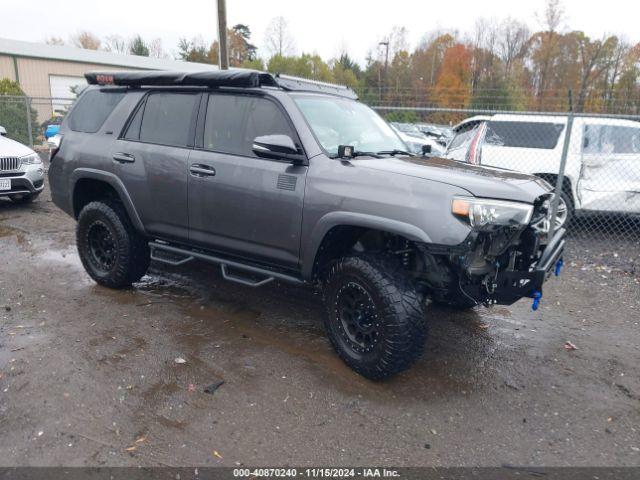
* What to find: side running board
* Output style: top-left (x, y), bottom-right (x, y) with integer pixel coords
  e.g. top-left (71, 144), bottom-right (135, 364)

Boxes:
top-left (149, 241), bottom-right (304, 287)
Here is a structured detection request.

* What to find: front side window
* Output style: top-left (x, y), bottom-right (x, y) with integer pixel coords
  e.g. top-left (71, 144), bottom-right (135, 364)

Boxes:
top-left (293, 95), bottom-right (405, 157)
top-left (485, 121), bottom-right (565, 149)
top-left (138, 92), bottom-right (198, 147)
top-left (447, 123), bottom-right (481, 153)
top-left (203, 94), bottom-right (296, 157)
top-left (68, 89), bottom-right (125, 133)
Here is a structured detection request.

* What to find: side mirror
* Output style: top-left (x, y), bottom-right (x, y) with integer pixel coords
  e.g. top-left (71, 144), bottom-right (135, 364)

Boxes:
top-left (252, 134), bottom-right (304, 163)
top-left (421, 144), bottom-right (432, 155)
top-left (0, 126), bottom-right (7, 136)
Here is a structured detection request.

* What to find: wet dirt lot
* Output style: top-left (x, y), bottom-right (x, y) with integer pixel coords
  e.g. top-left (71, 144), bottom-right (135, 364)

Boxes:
top-left (1, 183), bottom-right (639, 467)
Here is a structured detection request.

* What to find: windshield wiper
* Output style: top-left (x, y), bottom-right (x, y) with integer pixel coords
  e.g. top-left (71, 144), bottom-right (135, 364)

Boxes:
top-left (330, 151), bottom-right (382, 159)
top-left (376, 149), bottom-right (415, 157)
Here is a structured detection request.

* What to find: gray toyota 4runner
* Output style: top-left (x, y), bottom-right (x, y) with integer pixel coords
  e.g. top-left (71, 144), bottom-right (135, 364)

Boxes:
top-left (49, 70), bottom-right (565, 379)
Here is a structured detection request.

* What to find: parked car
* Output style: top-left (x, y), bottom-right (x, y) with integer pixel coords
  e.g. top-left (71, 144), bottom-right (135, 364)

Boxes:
top-left (390, 123), bottom-right (445, 155)
top-left (416, 123), bottom-right (454, 148)
top-left (446, 114), bottom-right (640, 228)
top-left (0, 128), bottom-right (45, 203)
top-left (49, 70), bottom-right (564, 379)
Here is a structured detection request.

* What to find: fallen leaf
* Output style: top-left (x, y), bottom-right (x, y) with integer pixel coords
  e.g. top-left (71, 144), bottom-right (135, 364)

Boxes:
top-left (125, 446), bottom-right (137, 452)
top-left (174, 357), bottom-right (187, 364)
top-left (564, 341), bottom-right (578, 351)
top-left (134, 435), bottom-right (146, 444)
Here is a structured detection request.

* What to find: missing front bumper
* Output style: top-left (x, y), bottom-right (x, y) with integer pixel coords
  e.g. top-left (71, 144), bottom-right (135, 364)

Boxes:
top-left (489, 227), bottom-right (566, 305)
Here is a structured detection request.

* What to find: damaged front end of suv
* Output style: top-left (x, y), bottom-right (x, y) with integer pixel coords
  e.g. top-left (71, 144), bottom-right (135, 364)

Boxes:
top-left (415, 192), bottom-right (565, 310)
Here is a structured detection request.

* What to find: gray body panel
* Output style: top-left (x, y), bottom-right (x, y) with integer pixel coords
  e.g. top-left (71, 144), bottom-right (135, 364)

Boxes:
top-left (187, 148), bottom-right (307, 269)
top-left (49, 84), bottom-right (551, 282)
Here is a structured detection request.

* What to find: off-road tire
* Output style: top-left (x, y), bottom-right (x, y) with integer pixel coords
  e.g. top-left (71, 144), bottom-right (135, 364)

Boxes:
top-left (76, 200), bottom-right (150, 289)
top-left (9, 192), bottom-right (40, 204)
top-left (322, 253), bottom-right (427, 380)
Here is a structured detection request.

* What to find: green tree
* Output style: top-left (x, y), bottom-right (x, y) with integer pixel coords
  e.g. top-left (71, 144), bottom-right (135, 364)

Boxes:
top-left (0, 79), bottom-right (38, 145)
top-left (129, 35), bottom-right (150, 57)
top-left (177, 37), bottom-right (212, 64)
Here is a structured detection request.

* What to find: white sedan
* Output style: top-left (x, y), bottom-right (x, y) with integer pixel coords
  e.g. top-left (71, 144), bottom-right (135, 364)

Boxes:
top-left (0, 127), bottom-right (45, 203)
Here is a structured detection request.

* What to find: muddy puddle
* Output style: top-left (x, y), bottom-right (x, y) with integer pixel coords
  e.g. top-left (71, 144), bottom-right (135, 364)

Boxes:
top-left (5, 237), bottom-right (522, 401)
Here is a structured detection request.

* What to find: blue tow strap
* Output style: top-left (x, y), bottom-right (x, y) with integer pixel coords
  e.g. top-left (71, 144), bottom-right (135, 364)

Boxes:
top-left (555, 258), bottom-right (564, 276)
top-left (531, 291), bottom-right (542, 311)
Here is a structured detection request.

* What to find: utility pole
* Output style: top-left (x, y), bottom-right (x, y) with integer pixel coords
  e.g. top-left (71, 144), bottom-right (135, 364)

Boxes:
top-left (217, 0), bottom-right (229, 70)
top-left (378, 40), bottom-right (389, 102)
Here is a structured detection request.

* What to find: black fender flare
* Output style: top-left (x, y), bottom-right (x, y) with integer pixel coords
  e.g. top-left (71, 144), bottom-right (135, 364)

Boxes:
top-left (300, 211), bottom-right (432, 279)
top-left (70, 168), bottom-right (146, 235)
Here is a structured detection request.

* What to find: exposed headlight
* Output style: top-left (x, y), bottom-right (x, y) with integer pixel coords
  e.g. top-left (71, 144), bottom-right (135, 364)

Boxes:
top-left (452, 196), bottom-right (533, 230)
top-left (21, 153), bottom-right (42, 165)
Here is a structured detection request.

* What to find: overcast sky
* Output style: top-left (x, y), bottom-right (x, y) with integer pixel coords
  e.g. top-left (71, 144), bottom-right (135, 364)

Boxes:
top-left (3, 0), bottom-right (636, 65)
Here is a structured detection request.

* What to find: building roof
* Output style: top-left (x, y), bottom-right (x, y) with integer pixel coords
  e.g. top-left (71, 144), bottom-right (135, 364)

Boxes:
top-left (0, 37), bottom-right (218, 72)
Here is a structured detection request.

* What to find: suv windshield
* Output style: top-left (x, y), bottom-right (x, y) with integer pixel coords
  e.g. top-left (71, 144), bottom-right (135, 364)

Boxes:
top-left (294, 95), bottom-right (405, 157)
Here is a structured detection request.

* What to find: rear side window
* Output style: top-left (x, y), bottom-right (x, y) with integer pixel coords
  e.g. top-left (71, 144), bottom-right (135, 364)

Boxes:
top-left (138, 92), bottom-right (198, 147)
top-left (485, 121), bottom-right (564, 149)
top-left (203, 94), bottom-right (295, 157)
top-left (67, 89), bottom-right (125, 133)
top-left (583, 124), bottom-right (640, 154)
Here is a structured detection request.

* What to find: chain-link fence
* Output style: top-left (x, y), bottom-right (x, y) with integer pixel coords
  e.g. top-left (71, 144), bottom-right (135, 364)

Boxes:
top-left (0, 95), bottom-right (73, 148)
top-left (1, 93), bottom-right (638, 268)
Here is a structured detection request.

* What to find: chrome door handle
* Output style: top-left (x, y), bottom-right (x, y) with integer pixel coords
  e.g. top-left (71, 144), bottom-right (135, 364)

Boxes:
top-left (113, 152), bottom-right (135, 163)
top-left (190, 164), bottom-right (216, 177)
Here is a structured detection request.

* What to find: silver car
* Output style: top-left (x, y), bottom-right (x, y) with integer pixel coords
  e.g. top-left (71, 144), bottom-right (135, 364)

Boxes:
top-left (0, 127), bottom-right (45, 203)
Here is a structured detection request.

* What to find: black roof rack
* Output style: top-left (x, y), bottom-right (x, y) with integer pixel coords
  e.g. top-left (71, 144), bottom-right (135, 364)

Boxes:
top-left (84, 69), bottom-right (358, 99)
top-left (274, 74), bottom-right (358, 100)
top-left (85, 70), bottom-right (278, 88)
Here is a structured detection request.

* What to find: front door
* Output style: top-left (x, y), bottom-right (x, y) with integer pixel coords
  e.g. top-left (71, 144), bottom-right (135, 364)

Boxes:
top-left (188, 93), bottom-right (307, 269)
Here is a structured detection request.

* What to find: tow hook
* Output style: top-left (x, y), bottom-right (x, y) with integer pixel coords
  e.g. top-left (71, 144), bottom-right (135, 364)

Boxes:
top-left (555, 258), bottom-right (564, 276)
top-left (531, 291), bottom-right (542, 311)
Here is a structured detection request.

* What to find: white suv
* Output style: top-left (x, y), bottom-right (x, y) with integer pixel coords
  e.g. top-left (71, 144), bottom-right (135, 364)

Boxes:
top-left (446, 114), bottom-right (640, 227)
top-left (0, 128), bottom-right (45, 203)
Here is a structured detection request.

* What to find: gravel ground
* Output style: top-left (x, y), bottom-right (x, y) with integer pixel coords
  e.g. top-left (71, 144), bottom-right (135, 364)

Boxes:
top-left (0, 181), bottom-right (639, 467)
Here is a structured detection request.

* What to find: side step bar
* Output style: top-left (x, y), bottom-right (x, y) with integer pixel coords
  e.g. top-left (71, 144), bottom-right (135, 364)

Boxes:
top-left (149, 241), bottom-right (304, 287)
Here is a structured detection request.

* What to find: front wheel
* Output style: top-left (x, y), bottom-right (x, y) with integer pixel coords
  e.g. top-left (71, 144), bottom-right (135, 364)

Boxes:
top-left (76, 200), bottom-right (150, 288)
top-left (322, 253), bottom-right (427, 380)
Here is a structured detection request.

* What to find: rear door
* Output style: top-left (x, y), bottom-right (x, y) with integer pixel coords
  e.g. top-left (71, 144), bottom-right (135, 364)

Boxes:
top-left (112, 91), bottom-right (200, 241)
top-left (188, 93), bottom-right (307, 269)
top-left (579, 122), bottom-right (640, 213)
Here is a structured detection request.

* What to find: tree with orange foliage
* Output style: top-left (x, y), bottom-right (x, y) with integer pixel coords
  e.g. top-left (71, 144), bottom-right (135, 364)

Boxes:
top-left (435, 44), bottom-right (472, 108)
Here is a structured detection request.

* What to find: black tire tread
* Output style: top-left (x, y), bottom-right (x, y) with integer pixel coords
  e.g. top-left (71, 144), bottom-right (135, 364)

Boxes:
top-left (323, 253), bottom-right (426, 380)
top-left (76, 200), bottom-right (150, 289)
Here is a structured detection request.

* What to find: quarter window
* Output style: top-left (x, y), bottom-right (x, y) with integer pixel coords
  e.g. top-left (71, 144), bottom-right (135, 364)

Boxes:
top-left (68, 89), bottom-right (125, 133)
top-left (138, 92), bottom-right (198, 147)
top-left (203, 94), bottom-right (296, 157)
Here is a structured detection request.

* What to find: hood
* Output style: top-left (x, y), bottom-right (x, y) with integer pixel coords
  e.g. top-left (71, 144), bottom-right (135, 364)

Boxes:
top-left (354, 155), bottom-right (550, 203)
top-left (0, 135), bottom-right (34, 157)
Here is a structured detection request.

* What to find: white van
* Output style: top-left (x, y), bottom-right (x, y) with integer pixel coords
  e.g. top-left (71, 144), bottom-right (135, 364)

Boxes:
top-left (446, 113), bottom-right (640, 227)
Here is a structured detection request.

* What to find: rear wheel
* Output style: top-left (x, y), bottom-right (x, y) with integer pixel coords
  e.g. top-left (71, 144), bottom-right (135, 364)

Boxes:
top-left (76, 200), bottom-right (150, 288)
top-left (322, 253), bottom-right (427, 380)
